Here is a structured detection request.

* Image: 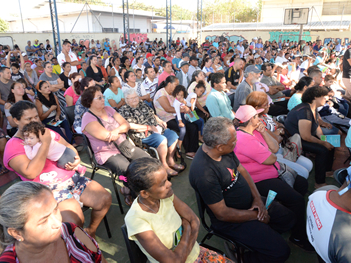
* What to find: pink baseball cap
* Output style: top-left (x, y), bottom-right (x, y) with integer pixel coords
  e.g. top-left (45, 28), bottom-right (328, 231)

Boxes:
top-left (235, 105), bottom-right (264, 123)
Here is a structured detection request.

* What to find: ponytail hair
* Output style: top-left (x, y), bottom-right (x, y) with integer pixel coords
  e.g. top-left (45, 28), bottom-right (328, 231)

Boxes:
top-left (157, 75), bottom-right (178, 92)
top-left (74, 76), bottom-right (93, 95)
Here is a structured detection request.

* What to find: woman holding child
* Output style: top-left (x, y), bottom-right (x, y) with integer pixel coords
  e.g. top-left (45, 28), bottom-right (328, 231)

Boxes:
top-left (3, 100), bottom-right (111, 238)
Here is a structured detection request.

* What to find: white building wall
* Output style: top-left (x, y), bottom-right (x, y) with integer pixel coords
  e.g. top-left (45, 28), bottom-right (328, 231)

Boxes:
top-left (261, 0), bottom-right (351, 23)
top-left (8, 13), bottom-right (157, 34)
top-left (8, 14), bottom-right (95, 33)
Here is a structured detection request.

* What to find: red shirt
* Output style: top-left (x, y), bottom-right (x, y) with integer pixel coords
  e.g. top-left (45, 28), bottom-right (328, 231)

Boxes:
top-left (98, 65), bottom-right (108, 79)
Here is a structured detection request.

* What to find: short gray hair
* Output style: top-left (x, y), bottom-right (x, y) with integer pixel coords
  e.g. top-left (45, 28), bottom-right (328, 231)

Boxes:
top-left (0, 181), bottom-right (50, 246)
top-left (124, 88), bottom-right (138, 100)
top-left (203, 117), bottom-right (233, 148)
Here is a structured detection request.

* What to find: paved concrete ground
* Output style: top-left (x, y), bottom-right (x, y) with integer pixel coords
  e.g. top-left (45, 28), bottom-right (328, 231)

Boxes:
top-left (1, 142), bottom-right (346, 263)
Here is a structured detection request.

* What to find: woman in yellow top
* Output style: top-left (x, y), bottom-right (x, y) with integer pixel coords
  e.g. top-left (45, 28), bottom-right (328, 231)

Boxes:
top-left (124, 157), bottom-right (233, 263)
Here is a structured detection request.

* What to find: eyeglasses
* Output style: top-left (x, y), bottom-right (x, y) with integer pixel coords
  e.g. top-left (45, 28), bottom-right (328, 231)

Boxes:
top-left (94, 95), bottom-right (105, 100)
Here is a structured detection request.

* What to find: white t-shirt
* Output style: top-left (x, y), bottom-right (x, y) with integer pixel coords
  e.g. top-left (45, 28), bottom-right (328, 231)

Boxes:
top-left (122, 82), bottom-right (147, 97)
top-left (237, 45), bottom-right (245, 58)
top-left (307, 189), bottom-right (351, 263)
top-left (57, 51), bottom-right (78, 75)
top-left (186, 93), bottom-right (197, 109)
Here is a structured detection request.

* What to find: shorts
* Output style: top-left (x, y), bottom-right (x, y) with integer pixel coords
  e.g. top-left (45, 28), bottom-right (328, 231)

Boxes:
top-left (51, 172), bottom-right (91, 203)
top-left (142, 129), bottom-right (178, 148)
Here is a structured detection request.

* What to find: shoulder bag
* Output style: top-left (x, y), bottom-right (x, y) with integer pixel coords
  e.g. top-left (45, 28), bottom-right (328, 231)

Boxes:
top-left (88, 110), bottom-right (135, 159)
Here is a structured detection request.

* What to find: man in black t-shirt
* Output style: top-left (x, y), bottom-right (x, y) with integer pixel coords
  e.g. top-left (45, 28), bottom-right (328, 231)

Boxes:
top-left (225, 58), bottom-right (244, 91)
top-left (189, 117), bottom-right (295, 263)
top-left (342, 48), bottom-right (351, 98)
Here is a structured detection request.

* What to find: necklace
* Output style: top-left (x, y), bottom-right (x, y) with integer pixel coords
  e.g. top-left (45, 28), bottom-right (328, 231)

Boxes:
top-left (138, 196), bottom-right (158, 214)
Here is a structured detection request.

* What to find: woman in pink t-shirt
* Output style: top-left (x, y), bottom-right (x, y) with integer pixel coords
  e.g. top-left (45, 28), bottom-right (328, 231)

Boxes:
top-left (64, 72), bottom-right (81, 106)
top-left (233, 105), bottom-right (311, 250)
top-left (3, 100), bottom-right (112, 238)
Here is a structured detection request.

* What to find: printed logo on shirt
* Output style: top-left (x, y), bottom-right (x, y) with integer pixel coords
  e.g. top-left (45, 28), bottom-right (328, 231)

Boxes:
top-left (223, 168), bottom-right (239, 192)
top-left (310, 200), bottom-right (323, 230)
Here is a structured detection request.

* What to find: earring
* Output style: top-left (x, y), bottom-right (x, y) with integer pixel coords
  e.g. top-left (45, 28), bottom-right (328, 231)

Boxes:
top-left (17, 238), bottom-right (22, 242)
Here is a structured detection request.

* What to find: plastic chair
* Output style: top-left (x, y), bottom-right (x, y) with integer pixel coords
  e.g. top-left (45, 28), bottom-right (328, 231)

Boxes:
top-left (65, 105), bottom-right (84, 145)
top-left (121, 224), bottom-right (148, 263)
top-left (82, 134), bottom-right (124, 214)
top-left (195, 191), bottom-right (252, 262)
top-left (333, 168), bottom-right (348, 186)
top-left (82, 206), bottom-right (112, 238)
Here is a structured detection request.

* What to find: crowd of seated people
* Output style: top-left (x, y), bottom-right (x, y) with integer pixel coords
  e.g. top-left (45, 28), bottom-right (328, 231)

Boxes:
top-left (0, 36), bottom-right (350, 262)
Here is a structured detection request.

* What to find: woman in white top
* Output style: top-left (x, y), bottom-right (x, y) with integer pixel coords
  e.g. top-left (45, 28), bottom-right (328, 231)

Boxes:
top-left (212, 56), bottom-right (224, 74)
top-left (133, 56), bottom-right (145, 77)
top-left (122, 71), bottom-right (150, 102)
top-left (200, 57), bottom-right (214, 79)
top-left (109, 57), bottom-right (121, 78)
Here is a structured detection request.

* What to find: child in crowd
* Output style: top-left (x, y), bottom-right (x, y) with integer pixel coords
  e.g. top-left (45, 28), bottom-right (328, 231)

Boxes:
top-left (22, 122), bottom-right (86, 175)
top-left (135, 68), bottom-right (143, 83)
top-left (16, 78), bottom-right (35, 102)
top-left (324, 75), bottom-right (349, 116)
top-left (318, 88), bottom-right (350, 133)
top-left (172, 83), bottom-right (205, 143)
top-left (10, 63), bottom-right (24, 82)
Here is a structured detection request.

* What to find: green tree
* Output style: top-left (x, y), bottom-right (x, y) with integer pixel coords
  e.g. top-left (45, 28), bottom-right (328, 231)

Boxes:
top-left (126, 0), bottom-right (193, 21)
top-left (202, 0), bottom-right (260, 25)
top-left (0, 18), bottom-right (9, 33)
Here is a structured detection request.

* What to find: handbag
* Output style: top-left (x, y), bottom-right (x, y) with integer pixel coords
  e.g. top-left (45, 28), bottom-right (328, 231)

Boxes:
top-left (282, 133), bottom-right (302, 162)
top-left (88, 110), bottom-right (135, 159)
top-left (274, 161), bottom-right (297, 188)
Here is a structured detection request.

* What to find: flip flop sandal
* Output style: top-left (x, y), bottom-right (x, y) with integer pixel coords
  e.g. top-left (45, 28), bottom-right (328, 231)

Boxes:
top-left (186, 154), bottom-right (194, 160)
top-left (169, 164), bottom-right (185, 171)
top-left (166, 168), bottom-right (178, 177)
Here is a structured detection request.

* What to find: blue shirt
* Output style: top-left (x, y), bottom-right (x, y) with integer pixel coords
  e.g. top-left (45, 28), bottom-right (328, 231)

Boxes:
top-left (104, 41), bottom-right (110, 51)
top-left (172, 58), bottom-right (181, 70)
top-left (104, 88), bottom-right (124, 107)
top-left (206, 89), bottom-right (235, 120)
top-left (287, 93), bottom-right (302, 111)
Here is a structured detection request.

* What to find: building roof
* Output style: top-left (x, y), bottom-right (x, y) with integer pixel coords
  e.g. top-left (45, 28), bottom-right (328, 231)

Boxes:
top-left (4, 0), bottom-right (165, 22)
top-left (202, 20), bottom-right (351, 31)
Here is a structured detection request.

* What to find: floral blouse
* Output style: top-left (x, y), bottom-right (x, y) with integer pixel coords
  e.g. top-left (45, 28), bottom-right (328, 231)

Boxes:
top-left (119, 101), bottom-right (161, 145)
top-left (153, 88), bottom-right (175, 123)
top-left (73, 96), bottom-right (88, 131)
